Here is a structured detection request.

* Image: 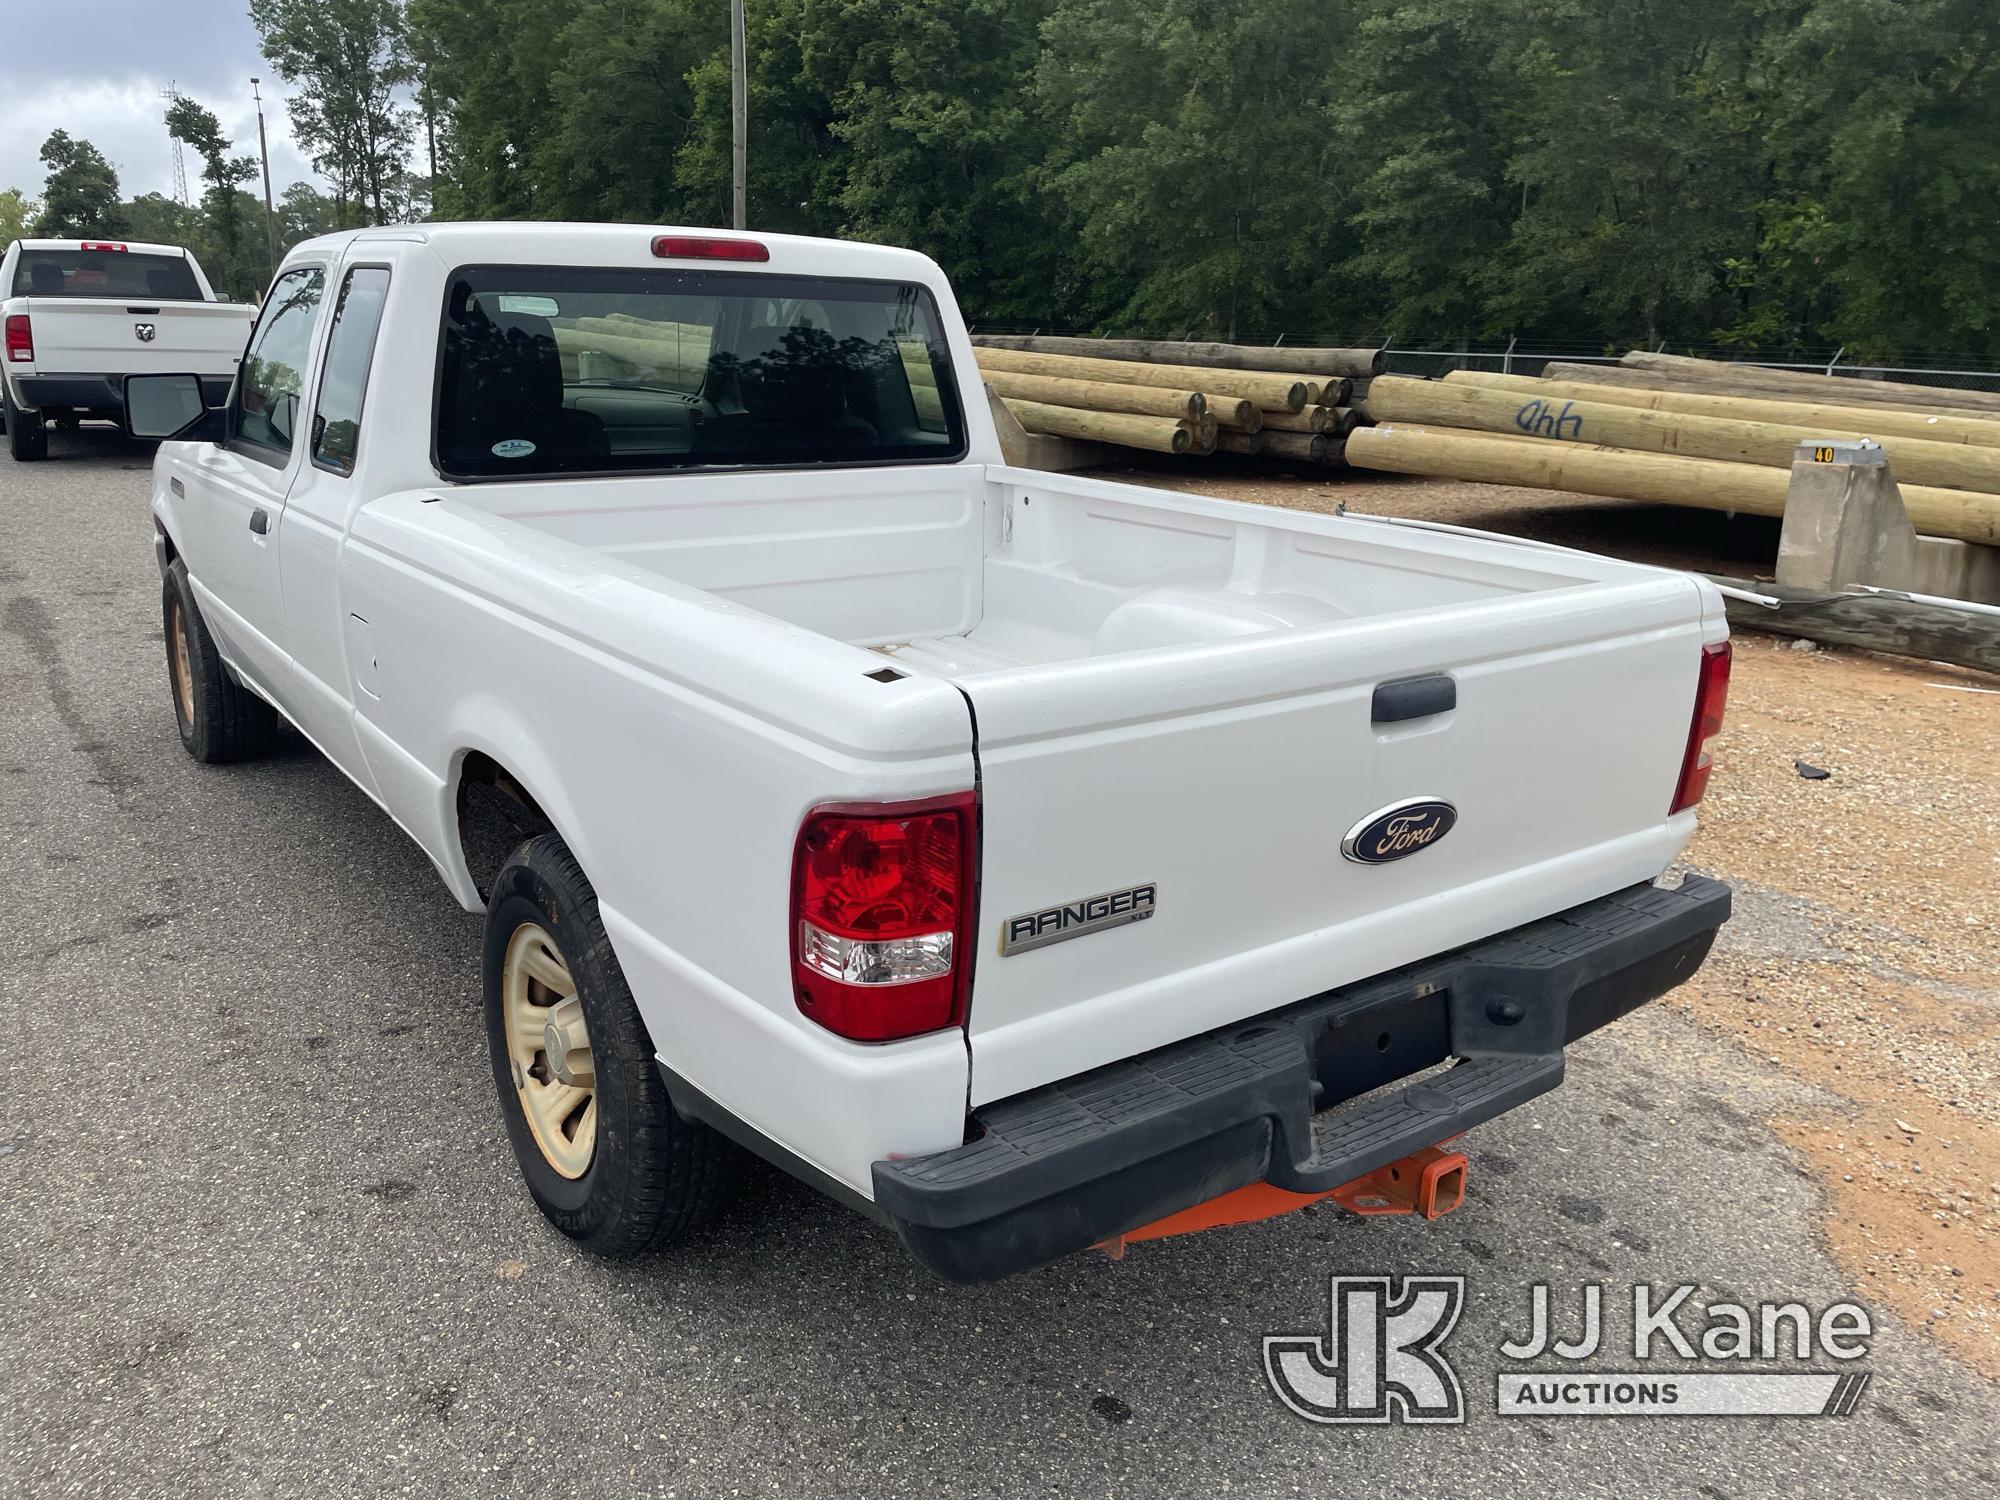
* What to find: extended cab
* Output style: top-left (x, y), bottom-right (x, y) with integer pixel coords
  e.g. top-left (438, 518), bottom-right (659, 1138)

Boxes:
top-left (3, 238), bottom-right (253, 460)
top-left (131, 224), bottom-right (1731, 1281)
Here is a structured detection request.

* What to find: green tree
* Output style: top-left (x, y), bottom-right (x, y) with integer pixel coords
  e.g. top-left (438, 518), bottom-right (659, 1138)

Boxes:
top-left (278, 181), bottom-right (344, 244)
top-left (251, 0), bottom-right (415, 224)
top-left (537, 0), bottom-right (721, 222)
top-left (1318, 0), bottom-right (1514, 342)
top-left (678, 0), bottom-right (846, 236)
top-left (387, 0), bottom-right (2000, 357)
top-left (33, 131), bottom-right (124, 237)
top-left (1481, 0), bottom-right (1784, 347)
top-left (166, 97), bottom-right (263, 293)
top-left (1757, 0), bottom-right (2000, 360)
top-left (119, 192), bottom-right (202, 249)
top-left (407, 0), bottom-right (583, 218)
top-left (0, 188), bottom-right (39, 244)
top-left (1039, 0), bottom-right (1348, 339)
top-left (829, 0), bottom-right (1068, 324)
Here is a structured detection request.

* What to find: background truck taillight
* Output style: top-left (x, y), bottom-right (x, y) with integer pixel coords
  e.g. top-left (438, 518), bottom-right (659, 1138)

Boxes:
top-left (1670, 640), bottom-right (1732, 813)
top-left (4, 315), bottom-right (30, 363)
top-left (790, 793), bottom-right (978, 1041)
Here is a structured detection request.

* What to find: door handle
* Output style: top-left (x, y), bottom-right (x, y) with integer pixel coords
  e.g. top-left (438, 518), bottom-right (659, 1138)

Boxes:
top-left (1372, 674), bottom-right (1456, 724)
top-left (249, 508), bottom-right (269, 535)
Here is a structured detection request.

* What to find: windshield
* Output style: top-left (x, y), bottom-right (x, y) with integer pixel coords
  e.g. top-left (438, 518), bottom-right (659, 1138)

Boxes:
top-left (434, 266), bottom-right (966, 478)
top-left (13, 249), bottom-right (204, 301)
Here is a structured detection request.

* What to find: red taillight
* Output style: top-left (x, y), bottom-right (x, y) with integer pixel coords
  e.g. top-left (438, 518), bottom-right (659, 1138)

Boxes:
top-left (1671, 640), bottom-right (1732, 813)
top-left (4, 314), bottom-right (30, 363)
top-left (651, 235), bottom-right (770, 262)
top-left (79, 241), bottom-right (127, 252)
top-left (790, 792), bottom-right (978, 1042)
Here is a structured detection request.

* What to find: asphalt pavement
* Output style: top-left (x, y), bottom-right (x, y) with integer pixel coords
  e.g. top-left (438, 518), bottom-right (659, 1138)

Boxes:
top-left (3, 428), bottom-right (1997, 1498)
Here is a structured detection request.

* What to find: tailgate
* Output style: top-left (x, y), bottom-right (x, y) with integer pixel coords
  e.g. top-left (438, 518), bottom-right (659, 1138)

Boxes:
top-left (24, 299), bottom-right (250, 374)
top-left (960, 572), bottom-right (1710, 1105)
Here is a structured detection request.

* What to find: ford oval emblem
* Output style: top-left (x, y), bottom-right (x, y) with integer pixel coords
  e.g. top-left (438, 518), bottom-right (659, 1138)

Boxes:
top-left (1342, 797), bottom-right (1457, 864)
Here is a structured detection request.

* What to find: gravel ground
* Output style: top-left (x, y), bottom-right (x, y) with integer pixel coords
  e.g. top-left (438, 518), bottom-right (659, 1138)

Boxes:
top-left (4, 432), bottom-right (1999, 1498)
top-left (1128, 460), bottom-right (2000, 1380)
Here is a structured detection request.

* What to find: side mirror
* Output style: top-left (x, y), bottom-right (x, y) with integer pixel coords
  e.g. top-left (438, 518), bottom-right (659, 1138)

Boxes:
top-left (125, 373), bottom-right (224, 442)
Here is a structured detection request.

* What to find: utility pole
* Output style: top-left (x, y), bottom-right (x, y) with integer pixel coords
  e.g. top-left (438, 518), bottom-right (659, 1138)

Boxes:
top-left (251, 78), bottom-right (278, 273)
top-left (422, 65), bottom-right (440, 212)
top-left (730, 0), bottom-right (747, 229)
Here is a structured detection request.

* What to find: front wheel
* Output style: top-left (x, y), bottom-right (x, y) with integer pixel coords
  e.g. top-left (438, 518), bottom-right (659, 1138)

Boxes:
top-left (163, 559), bottom-right (280, 761)
top-left (483, 834), bottom-right (731, 1255)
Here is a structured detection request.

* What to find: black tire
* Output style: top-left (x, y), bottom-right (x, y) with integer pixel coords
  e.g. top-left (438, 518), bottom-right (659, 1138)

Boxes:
top-left (484, 834), bottom-right (729, 1255)
top-left (5, 385), bottom-right (46, 461)
top-left (163, 559), bottom-right (281, 762)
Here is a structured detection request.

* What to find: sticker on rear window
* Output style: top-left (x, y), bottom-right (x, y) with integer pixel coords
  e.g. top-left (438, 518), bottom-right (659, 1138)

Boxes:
top-left (491, 438), bottom-right (536, 459)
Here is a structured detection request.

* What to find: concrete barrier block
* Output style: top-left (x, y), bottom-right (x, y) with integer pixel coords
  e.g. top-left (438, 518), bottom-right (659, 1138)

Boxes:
top-left (1776, 438), bottom-right (1998, 603)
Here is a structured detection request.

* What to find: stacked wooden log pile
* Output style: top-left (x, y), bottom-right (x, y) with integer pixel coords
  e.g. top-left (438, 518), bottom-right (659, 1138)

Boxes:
top-left (971, 336), bottom-right (1382, 468)
top-left (552, 312), bottom-right (712, 387)
top-left (1345, 352), bottom-right (2000, 547)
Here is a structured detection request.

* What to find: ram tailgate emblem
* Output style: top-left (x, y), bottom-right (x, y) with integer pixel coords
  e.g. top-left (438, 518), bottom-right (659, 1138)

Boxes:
top-left (133, 323), bottom-right (157, 343)
top-left (1001, 883), bottom-right (1156, 955)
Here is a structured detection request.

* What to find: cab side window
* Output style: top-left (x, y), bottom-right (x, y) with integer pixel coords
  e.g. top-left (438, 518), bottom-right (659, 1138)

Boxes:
top-left (233, 268), bottom-right (325, 463)
top-left (311, 268), bottom-right (391, 476)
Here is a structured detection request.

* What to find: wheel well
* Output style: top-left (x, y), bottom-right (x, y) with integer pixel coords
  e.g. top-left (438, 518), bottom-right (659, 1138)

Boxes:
top-left (456, 752), bottom-right (556, 901)
top-left (156, 521), bottom-right (179, 566)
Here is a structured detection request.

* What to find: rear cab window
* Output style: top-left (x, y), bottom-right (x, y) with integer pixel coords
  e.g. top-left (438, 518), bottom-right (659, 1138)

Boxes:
top-left (433, 267), bottom-right (966, 478)
top-left (13, 248), bottom-right (203, 301)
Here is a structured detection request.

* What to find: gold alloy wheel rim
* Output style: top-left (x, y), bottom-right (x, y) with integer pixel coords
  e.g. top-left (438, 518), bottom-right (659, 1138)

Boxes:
top-left (501, 922), bottom-right (598, 1179)
top-left (169, 601), bottom-right (195, 723)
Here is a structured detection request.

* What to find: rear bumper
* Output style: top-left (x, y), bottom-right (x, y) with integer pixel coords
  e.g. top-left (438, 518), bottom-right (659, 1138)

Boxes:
top-left (874, 875), bottom-right (1730, 1283)
top-left (10, 373), bottom-right (232, 414)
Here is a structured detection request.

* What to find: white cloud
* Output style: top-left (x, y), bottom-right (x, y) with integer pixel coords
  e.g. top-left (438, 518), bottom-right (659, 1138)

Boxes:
top-left (0, 73), bottom-right (320, 205)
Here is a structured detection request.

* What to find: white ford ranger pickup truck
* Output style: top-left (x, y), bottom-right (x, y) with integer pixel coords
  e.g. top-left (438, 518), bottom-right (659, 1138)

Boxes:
top-left (2, 238), bottom-right (253, 461)
top-left (129, 223), bottom-right (1732, 1282)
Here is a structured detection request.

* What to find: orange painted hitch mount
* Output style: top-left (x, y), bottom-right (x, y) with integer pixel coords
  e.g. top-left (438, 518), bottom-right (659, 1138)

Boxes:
top-left (1328, 1144), bottom-right (1469, 1220)
top-left (1094, 1141), bottom-right (1469, 1257)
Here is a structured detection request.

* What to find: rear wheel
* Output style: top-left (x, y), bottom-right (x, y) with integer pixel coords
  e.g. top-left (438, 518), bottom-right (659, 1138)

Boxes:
top-left (484, 834), bottom-right (731, 1255)
top-left (4, 386), bottom-right (46, 461)
top-left (163, 559), bottom-right (280, 761)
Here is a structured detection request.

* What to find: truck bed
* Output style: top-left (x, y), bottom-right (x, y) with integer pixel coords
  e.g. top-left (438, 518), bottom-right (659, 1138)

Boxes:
top-left (449, 460), bottom-right (1720, 1104)
top-left (475, 463), bottom-right (1620, 665)
top-left (873, 475), bottom-right (1605, 674)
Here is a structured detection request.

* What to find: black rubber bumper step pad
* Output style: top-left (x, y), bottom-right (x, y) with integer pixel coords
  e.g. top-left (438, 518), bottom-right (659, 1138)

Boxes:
top-left (876, 876), bottom-right (1730, 1231)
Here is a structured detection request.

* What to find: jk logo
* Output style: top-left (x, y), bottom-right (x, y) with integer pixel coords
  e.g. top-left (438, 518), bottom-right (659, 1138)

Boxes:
top-left (1264, 1276), bottom-right (1466, 1424)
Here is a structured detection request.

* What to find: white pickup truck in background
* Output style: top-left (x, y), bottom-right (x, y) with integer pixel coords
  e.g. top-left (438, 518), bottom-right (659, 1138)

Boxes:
top-left (129, 222), bottom-right (1732, 1282)
top-left (3, 238), bottom-right (253, 461)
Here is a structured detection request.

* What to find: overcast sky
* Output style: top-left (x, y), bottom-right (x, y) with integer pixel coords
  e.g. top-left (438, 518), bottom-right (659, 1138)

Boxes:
top-left (2, 3), bottom-right (319, 203)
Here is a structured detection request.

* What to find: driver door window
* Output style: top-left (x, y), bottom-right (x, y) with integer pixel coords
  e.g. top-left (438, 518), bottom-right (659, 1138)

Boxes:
top-left (232, 268), bottom-right (325, 464)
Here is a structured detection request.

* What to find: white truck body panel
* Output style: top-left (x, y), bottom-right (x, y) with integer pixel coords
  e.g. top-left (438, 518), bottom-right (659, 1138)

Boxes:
top-left (2, 238), bottom-right (252, 414)
top-left (17, 296), bottom-right (252, 378)
top-left (145, 222), bottom-right (1726, 1199)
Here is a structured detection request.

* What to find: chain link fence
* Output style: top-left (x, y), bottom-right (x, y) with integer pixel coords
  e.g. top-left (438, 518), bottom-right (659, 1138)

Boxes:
top-left (969, 324), bottom-right (2000, 396)
top-left (1379, 344), bottom-right (2000, 397)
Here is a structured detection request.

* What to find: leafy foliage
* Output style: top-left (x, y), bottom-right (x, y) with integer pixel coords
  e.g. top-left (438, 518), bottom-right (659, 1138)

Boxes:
top-left (397, 0), bottom-right (2000, 356)
top-left (10, 0), bottom-right (1992, 358)
top-left (33, 131), bottom-right (124, 238)
top-left (0, 188), bottom-right (38, 245)
top-left (166, 98), bottom-right (266, 295)
top-left (250, 0), bottom-right (418, 224)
